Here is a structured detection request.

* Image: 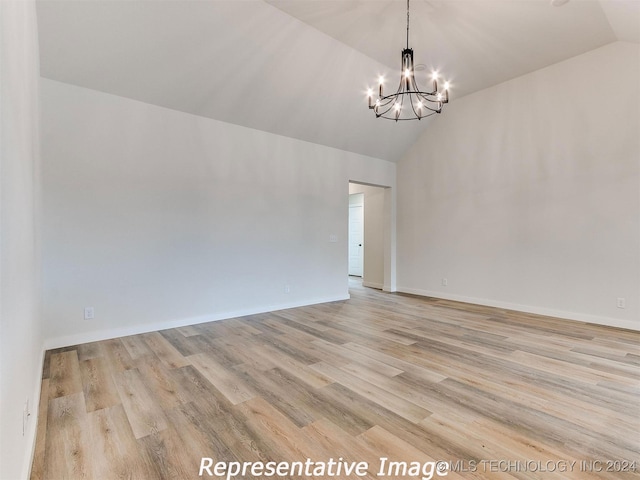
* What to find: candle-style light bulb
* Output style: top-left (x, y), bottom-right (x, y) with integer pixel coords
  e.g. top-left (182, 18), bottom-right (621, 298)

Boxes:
top-left (431, 72), bottom-right (438, 92)
top-left (378, 76), bottom-right (384, 97)
top-left (367, 88), bottom-right (373, 108)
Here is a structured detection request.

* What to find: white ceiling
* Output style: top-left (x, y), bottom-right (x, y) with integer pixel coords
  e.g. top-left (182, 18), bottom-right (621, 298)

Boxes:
top-left (36, 0), bottom-right (639, 162)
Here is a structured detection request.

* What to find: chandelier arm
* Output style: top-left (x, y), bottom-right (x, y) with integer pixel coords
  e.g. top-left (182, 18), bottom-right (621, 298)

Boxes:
top-left (413, 81), bottom-right (439, 114)
top-left (374, 100), bottom-right (439, 120)
top-left (388, 111), bottom-right (438, 121)
top-left (408, 92), bottom-right (422, 119)
top-left (421, 101), bottom-right (441, 113)
top-left (410, 73), bottom-right (423, 95)
top-left (381, 92), bottom-right (433, 97)
top-left (419, 110), bottom-right (437, 119)
top-left (395, 78), bottom-right (405, 97)
top-left (377, 94), bottom-right (400, 107)
top-left (374, 99), bottom-right (398, 118)
top-left (416, 91), bottom-right (441, 104)
top-left (378, 95), bottom-right (402, 103)
top-left (414, 82), bottom-right (435, 98)
top-left (414, 92), bottom-right (439, 112)
top-left (396, 91), bottom-right (407, 121)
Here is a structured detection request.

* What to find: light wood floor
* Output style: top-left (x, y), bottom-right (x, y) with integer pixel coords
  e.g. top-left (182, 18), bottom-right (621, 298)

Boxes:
top-left (31, 280), bottom-right (640, 479)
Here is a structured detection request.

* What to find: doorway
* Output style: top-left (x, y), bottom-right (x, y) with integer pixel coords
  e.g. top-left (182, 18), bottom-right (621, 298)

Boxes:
top-left (348, 182), bottom-right (389, 290)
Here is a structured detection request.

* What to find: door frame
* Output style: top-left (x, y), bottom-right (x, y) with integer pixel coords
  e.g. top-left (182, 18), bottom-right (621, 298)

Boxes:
top-left (348, 181), bottom-right (396, 292)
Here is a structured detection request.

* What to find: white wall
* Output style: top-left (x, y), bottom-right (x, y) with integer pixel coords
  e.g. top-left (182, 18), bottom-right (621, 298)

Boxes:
top-left (397, 41), bottom-right (640, 331)
top-left (0, 1), bottom-right (43, 478)
top-left (40, 79), bottom-right (396, 348)
top-left (349, 183), bottom-right (385, 289)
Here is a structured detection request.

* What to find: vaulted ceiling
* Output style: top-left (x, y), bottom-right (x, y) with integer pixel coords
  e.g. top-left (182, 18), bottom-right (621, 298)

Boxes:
top-left (36, 0), bottom-right (639, 162)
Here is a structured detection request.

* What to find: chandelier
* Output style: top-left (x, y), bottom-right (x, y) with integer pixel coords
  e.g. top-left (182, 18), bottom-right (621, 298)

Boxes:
top-left (367, 0), bottom-right (449, 121)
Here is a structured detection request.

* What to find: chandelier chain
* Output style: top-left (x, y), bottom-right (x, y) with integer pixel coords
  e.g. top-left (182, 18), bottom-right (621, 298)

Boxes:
top-left (406, 0), bottom-right (410, 50)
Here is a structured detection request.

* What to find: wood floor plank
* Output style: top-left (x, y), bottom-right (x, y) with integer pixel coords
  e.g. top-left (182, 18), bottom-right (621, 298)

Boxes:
top-left (342, 341), bottom-right (447, 383)
top-left (48, 350), bottom-right (83, 400)
top-left (101, 338), bottom-right (136, 374)
top-left (138, 427), bottom-right (199, 480)
top-left (41, 350), bottom-right (52, 380)
top-left (113, 368), bottom-right (169, 439)
top-left (508, 349), bottom-right (640, 386)
top-left (165, 401), bottom-right (238, 466)
top-left (310, 337), bottom-right (405, 377)
top-left (188, 352), bottom-right (256, 405)
top-left (207, 334), bottom-right (277, 368)
top-left (87, 404), bottom-right (159, 479)
top-left (233, 363), bottom-right (318, 428)
top-left (254, 331), bottom-right (322, 366)
top-left (302, 418), bottom-right (381, 480)
top-left (438, 415), bottom-right (625, 480)
top-left (141, 332), bottom-right (190, 369)
top-left (227, 338), bottom-right (280, 372)
top-left (175, 325), bottom-right (200, 337)
top-left (257, 368), bottom-right (376, 436)
top-left (120, 334), bottom-right (154, 360)
top-left (135, 354), bottom-right (193, 409)
top-left (183, 334), bottom-right (242, 365)
top-left (431, 378), bottom-right (640, 461)
top-left (43, 392), bottom-right (91, 479)
top-left (310, 361), bottom-right (432, 423)
top-left (159, 328), bottom-right (202, 357)
top-left (235, 396), bottom-right (336, 463)
top-left (79, 356), bottom-right (120, 412)
top-left (29, 379), bottom-right (49, 480)
top-left (358, 425), bottom-right (469, 480)
top-left (250, 343), bottom-right (334, 389)
top-left (76, 341), bottom-right (103, 362)
top-left (170, 365), bottom-right (272, 465)
top-left (223, 317), bottom-right (264, 336)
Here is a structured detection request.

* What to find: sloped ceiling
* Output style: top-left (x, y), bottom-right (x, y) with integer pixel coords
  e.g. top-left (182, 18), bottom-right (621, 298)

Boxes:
top-left (36, 0), bottom-right (639, 163)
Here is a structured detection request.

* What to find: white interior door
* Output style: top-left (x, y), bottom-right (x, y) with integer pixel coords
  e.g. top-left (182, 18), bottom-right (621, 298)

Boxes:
top-left (348, 203), bottom-right (364, 276)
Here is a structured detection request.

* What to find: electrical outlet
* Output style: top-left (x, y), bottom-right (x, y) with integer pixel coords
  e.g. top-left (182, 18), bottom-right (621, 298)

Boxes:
top-left (22, 398), bottom-right (30, 436)
top-left (284, 285), bottom-right (291, 294)
top-left (84, 307), bottom-right (94, 320)
top-left (329, 234), bottom-right (338, 243)
top-left (442, 278), bottom-right (448, 286)
top-left (617, 297), bottom-right (626, 309)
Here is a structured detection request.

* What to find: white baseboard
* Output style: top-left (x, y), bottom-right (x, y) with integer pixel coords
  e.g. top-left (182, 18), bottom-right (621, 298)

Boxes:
top-left (362, 280), bottom-right (384, 290)
top-left (41, 286), bottom-right (638, 350)
top-left (43, 294), bottom-right (350, 350)
top-left (396, 286), bottom-right (640, 332)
